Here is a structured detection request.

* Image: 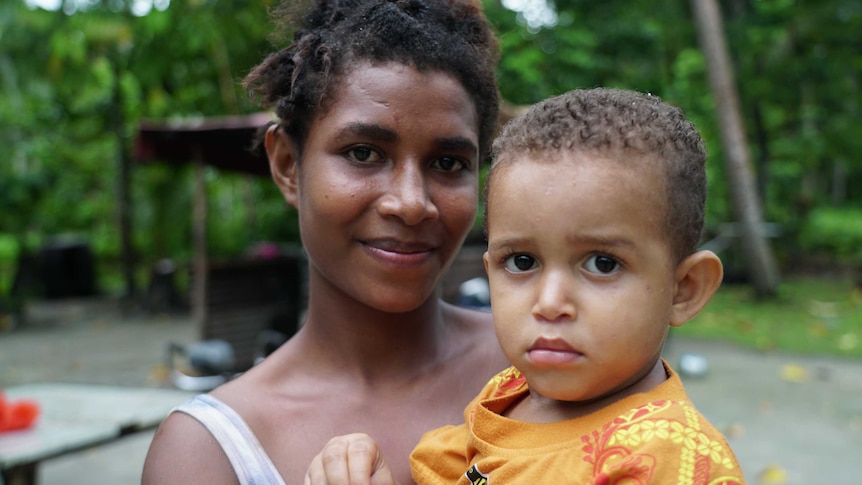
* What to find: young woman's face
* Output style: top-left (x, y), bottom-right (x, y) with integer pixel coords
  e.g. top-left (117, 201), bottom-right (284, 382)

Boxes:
top-left (288, 62), bottom-right (480, 312)
top-left (484, 152), bottom-right (677, 405)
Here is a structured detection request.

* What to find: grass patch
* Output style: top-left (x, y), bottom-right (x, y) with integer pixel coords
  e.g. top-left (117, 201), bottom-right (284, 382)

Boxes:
top-left (674, 276), bottom-right (862, 359)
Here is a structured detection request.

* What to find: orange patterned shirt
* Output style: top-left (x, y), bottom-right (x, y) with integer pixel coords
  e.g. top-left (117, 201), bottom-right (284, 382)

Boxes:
top-left (411, 361), bottom-right (745, 484)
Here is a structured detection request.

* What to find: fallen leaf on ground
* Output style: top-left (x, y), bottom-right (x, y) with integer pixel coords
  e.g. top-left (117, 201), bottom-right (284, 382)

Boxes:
top-left (780, 363), bottom-right (808, 383)
top-left (757, 463), bottom-right (788, 484)
top-left (148, 363), bottom-right (170, 384)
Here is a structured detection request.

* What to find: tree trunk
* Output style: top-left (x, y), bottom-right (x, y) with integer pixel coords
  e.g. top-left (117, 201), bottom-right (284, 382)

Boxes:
top-left (691, 0), bottom-right (780, 297)
top-left (752, 101), bottom-right (770, 207)
top-left (111, 51), bottom-right (136, 301)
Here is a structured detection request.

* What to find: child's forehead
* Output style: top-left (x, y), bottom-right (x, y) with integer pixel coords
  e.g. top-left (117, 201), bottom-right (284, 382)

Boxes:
top-left (489, 150), bottom-right (670, 224)
top-left (487, 151), bottom-right (676, 254)
top-left (496, 148), bottom-right (664, 183)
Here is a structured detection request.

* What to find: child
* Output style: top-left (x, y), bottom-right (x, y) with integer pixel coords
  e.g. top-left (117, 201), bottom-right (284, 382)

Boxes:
top-left (305, 88), bottom-right (745, 484)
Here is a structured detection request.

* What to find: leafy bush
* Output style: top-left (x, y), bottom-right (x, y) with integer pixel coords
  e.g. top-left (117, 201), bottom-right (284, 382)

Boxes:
top-left (800, 208), bottom-right (862, 265)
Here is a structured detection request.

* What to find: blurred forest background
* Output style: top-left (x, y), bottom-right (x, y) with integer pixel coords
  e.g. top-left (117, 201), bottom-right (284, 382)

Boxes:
top-left (1, 0), bottom-right (860, 305)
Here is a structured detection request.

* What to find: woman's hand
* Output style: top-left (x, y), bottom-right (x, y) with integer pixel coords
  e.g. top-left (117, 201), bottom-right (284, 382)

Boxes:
top-left (304, 433), bottom-right (400, 485)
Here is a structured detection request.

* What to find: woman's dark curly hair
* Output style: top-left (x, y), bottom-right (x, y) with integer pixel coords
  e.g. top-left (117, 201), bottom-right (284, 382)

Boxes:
top-left (244, 0), bottom-right (500, 158)
top-left (487, 88), bottom-right (708, 262)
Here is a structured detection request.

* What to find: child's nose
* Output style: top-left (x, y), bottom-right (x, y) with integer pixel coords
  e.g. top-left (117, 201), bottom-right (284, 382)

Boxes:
top-left (377, 162), bottom-right (439, 225)
top-left (531, 271), bottom-right (576, 323)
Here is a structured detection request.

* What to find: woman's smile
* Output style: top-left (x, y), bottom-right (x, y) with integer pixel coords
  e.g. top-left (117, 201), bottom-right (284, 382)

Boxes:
top-left (362, 238), bottom-right (437, 266)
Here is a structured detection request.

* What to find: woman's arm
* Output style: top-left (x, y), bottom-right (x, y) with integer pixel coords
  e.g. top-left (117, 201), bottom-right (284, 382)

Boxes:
top-left (142, 412), bottom-right (240, 485)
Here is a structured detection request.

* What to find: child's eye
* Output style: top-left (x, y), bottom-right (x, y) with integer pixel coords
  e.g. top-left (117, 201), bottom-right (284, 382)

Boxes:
top-left (504, 254), bottom-right (538, 273)
top-left (583, 254), bottom-right (620, 275)
top-left (346, 146), bottom-right (383, 164)
top-left (431, 156), bottom-right (468, 173)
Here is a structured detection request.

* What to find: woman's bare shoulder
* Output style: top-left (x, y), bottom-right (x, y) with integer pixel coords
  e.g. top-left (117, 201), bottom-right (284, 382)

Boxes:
top-left (442, 303), bottom-right (509, 374)
top-left (445, 303), bottom-right (498, 347)
top-left (444, 301), bottom-right (494, 330)
top-left (142, 410), bottom-right (239, 485)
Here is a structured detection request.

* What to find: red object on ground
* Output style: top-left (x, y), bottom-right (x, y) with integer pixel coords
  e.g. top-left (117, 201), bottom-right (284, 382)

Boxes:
top-left (0, 392), bottom-right (40, 432)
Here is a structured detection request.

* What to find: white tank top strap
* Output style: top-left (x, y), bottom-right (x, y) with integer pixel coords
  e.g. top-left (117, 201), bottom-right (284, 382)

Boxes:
top-left (174, 394), bottom-right (287, 485)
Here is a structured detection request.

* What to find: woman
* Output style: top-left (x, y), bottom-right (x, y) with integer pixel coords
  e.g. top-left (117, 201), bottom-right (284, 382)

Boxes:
top-left (142, 0), bottom-right (508, 483)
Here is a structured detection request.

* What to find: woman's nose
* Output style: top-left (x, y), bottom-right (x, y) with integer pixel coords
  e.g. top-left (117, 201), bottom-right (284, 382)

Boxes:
top-left (377, 162), bottom-right (439, 225)
top-left (531, 271), bottom-right (577, 323)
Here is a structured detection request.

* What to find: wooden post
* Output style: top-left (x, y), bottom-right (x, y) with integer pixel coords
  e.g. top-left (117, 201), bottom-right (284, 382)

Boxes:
top-left (191, 150), bottom-right (208, 338)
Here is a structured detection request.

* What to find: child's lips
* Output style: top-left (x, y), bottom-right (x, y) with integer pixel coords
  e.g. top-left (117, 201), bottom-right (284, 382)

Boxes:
top-left (527, 338), bottom-right (583, 365)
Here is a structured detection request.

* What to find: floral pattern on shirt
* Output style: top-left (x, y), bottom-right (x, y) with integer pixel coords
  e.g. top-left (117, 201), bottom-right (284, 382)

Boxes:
top-left (581, 400), bottom-right (744, 485)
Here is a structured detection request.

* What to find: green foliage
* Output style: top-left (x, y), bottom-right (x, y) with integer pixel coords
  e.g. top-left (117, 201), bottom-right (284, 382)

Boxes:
top-left (1, 0), bottom-right (287, 295)
top-left (1, 0), bottom-right (860, 300)
top-left (800, 207), bottom-right (862, 265)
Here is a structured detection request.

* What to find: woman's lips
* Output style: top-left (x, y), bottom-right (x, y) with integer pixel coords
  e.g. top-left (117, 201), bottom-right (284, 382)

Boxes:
top-left (363, 238), bottom-right (436, 265)
top-left (527, 338), bottom-right (583, 365)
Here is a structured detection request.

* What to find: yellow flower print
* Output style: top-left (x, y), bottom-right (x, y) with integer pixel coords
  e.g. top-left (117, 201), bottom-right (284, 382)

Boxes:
top-left (696, 435), bottom-right (725, 463)
top-left (669, 421), bottom-right (698, 450)
top-left (611, 424), bottom-right (642, 447)
top-left (640, 419), bottom-right (670, 441)
top-left (720, 455), bottom-right (737, 470)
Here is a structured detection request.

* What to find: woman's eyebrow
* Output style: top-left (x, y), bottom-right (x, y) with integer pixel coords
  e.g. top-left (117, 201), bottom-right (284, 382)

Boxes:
top-left (335, 122), bottom-right (477, 156)
top-left (336, 122), bottom-right (398, 142)
top-left (436, 136), bottom-right (478, 155)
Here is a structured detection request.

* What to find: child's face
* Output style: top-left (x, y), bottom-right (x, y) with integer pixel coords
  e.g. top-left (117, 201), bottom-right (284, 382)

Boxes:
top-left (282, 62), bottom-right (481, 313)
top-left (483, 151), bottom-right (677, 405)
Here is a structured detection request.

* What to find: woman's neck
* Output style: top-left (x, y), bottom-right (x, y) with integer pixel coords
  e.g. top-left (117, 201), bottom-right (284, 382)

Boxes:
top-left (294, 283), bottom-right (454, 386)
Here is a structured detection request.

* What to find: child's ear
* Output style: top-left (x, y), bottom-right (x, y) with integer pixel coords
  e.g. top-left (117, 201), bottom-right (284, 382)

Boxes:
top-left (265, 124), bottom-right (300, 207)
top-left (669, 250), bottom-right (723, 328)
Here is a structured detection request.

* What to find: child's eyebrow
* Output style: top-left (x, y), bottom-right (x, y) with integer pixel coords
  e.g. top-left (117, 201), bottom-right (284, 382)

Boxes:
top-left (487, 237), bottom-right (523, 252)
top-left (566, 234), bottom-right (636, 250)
top-left (488, 235), bottom-right (636, 253)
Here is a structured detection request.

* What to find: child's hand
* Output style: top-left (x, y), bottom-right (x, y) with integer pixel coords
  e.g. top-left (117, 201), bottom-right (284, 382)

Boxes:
top-left (304, 433), bottom-right (400, 485)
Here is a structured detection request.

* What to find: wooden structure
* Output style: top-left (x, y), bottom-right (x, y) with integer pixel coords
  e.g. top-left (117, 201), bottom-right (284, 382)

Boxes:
top-left (201, 255), bottom-right (303, 369)
top-left (134, 113), bottom-right (305, 370)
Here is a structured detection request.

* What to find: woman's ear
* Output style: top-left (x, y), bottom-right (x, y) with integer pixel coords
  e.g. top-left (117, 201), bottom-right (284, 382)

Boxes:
top-left (265, 124), bottom-right (299, 207)
top-left (669, 250), bottom-right (724, 328)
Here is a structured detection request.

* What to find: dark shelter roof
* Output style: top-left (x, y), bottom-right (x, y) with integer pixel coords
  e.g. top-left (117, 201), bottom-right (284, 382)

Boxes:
top-left (134, 112), bottom-right (275, 177)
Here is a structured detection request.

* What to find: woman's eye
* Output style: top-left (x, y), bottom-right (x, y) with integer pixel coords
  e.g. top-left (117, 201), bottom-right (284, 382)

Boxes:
top-left (584, 254), bottom-right (620, 275)
top-left (432, 156), bottom-right (467, 172)
top-left (346, 146), bottom-right (382, 163)
top-left (504, 254), bottom-right (538, 273)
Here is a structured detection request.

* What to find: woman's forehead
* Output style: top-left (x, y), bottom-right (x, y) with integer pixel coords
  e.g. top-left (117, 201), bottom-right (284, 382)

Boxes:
top-left (314, 62), bottom-right (479, 139)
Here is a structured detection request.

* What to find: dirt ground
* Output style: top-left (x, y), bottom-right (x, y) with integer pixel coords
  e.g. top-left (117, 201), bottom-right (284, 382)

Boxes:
top-left (2, 297), bottom-right (861, 484)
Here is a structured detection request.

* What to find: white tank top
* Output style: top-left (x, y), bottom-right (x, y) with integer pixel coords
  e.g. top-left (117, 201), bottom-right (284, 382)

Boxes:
top-left (175, 394), bottom-right (287, 485)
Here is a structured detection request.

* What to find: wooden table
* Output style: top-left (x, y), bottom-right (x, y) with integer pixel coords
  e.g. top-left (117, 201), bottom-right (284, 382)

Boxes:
top-left (0, 383), bottom-right (193, 485)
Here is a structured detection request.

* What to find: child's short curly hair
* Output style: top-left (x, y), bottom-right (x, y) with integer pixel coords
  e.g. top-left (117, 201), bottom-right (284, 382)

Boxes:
top-left (488, 88), bottom-right (708, 261)
top-left (244, 0), bottom-right (500, 158)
